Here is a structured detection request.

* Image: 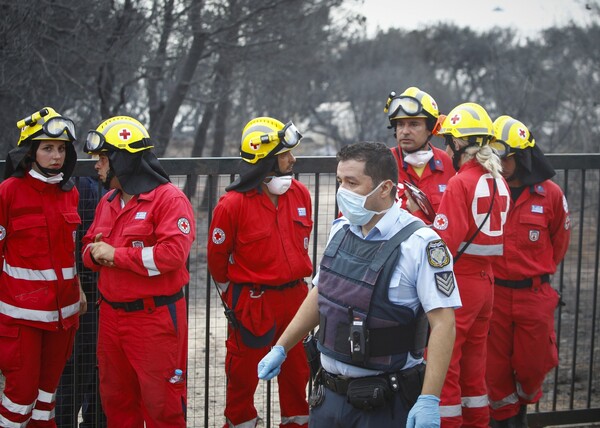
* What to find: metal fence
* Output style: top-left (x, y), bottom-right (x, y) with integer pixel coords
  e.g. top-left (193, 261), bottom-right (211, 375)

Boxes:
top-left (3, 153), bottom-right (599, 427)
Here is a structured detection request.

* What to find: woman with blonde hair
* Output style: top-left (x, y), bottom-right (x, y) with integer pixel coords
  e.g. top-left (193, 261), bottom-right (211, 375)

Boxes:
top-left (432, 103), bottom-right (510, 428)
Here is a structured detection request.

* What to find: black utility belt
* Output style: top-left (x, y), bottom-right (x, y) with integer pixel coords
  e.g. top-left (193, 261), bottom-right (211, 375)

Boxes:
top-left (233, 279), bottom-right (303, 291)
top-left (495, 274), bottom-right (550, 289)
top-left (101, 289), bottom-right (184, 312)
top-left (319, 364), bottom-right (425, 411)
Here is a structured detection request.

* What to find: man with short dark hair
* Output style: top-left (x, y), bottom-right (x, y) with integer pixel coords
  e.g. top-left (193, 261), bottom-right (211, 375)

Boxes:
top-left (258, 141), bottom-right (460, 427)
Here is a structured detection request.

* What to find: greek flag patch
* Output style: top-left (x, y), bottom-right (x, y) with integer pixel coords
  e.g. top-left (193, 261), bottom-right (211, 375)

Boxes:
top-left (435, 272), bottom-right (455, 297)
top-left (297, 207), bottom-right (307, 217)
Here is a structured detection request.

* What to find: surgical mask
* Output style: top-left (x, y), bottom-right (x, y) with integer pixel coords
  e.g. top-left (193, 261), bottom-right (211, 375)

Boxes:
top-left (29, 168), bottom-right (63, 184)
top-left (264, 174), bottom-right (292, 195)
top-left (403, 149), bottom-right (434, 167)
top-left (336, 181), bottom-right (389, 226)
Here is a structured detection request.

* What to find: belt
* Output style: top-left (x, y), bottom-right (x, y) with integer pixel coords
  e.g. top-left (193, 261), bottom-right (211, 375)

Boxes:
top-left (495, 274), bottom-right (550, 289)
top-left (233, 279), bottom-right (303, 292)
top-left (101, 289), bottom-right (184, 312)
top-left (321, 370), bottom-right (399, 395)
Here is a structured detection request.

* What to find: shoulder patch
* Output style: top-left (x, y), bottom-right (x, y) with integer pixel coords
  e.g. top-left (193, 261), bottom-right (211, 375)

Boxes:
top-left (212, 227), bottom-right (226, 244)
top-left (177, 217), bottom-right (191, 234)
top-left (426, 239), bottom-right (450, 268)
top-left (435, 271), bottom-right (455, 297)
top-left (432, 214), bottom-right (448, 230)
top-left (0, 225), bottom-right (6, 240)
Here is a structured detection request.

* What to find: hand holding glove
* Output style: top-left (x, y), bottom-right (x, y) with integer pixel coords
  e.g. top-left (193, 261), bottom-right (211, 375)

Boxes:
top-left (257, 345), bottom-right (286, 380)
top-left (406, 394), bottom-right (440, 428)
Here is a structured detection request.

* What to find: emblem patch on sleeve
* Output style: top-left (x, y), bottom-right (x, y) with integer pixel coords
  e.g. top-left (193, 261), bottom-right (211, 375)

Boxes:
top-left (0, 225), bottom-right (6, 240)
top-left (177, 217), bottom-right (191, 234)
top-left (212, 228), bottom-right (226, 244)
top-left (435, 272), bottom-right (455, 297)
top-left (426, 240), bottom-right (450, 268)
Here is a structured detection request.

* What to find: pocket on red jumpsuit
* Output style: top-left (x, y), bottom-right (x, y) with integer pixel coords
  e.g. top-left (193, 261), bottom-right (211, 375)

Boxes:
top-left (0, 323), bottom-right (21, 371)
top-left (239, 288), bottom-right (276, 349)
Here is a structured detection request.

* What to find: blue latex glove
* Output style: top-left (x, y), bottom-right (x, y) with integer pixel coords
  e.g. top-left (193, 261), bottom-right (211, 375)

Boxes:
top-left (406, 394), bottom-right (440, 428)
top-left (257, 345), bottom-right (287, 380)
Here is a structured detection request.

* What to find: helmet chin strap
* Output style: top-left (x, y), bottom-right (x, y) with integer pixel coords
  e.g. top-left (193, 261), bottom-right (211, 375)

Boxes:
top-left (445, 137), bottom-right (471, 171)
top-left (34, 161), bottom-right (62, 177)
top-left (102, 167), bottom-right (116, 191)
top-left (400, 134), bottom-right (433, 155)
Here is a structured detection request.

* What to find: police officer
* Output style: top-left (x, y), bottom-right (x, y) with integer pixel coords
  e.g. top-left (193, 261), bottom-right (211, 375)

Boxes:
top-left (384, 87), bottom-right (455, 223)
top-left (432, 103), bottom-right (510, 428)
top-left (207, 117), bottom-right (312, 427)
top-left (486, 116), bottom-right (570, 428)
top-left (258, 142), bottom-right (461, 427)
top-left (81, 116), bottom-right (195, 427)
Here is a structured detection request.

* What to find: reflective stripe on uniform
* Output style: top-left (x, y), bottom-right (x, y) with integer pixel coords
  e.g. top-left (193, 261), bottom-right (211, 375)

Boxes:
top-left (31, 409), bottom-right (55, 421)
top-left (517, 382), bottom-right (539, 401)
top-left (0, 300), bottom-right (77, 323)
top-left (36, 389), bottom-right (56, 404)
top-left (3, 261), bottom-right (76, 281)
top-left (0, 414), bottom-right (29, 428)
top-left (489, 392), bottom-right (519, 410)
top-left (457, 242), bottom-right (503, 256)
top-left (1, 394), bottom-right (35, 415)
top-left (461, 394), bottom-right (489, 408)
top-left (225, 417), bottom-right (257, 428)
top-left (281, 415), bottom-right (309, 426)
top-left (439, 404), bottom-right (462, 417)
top-left (142, 247), bottom-right (160, 276)
top-left (3, 261), bottom-right (57, 281)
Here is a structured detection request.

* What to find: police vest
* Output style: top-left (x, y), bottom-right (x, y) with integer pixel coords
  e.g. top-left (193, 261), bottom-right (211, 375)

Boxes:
top-left (316, 221), bottom-right (429, 372)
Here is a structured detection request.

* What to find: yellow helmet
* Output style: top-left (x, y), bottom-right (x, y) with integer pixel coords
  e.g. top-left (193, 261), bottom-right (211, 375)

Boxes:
top-left (240, 117), bottom-right (302, 164)
top-left (16, 107), bottom-right (76, 146)
top-left (491, 115), bottom-right (535, 158)
top-left (438, 102), bottom-right (494, 145)
top-left (384, 87), bottom-right (440, 130)
top-left (83, 116), bottom-right (153, 154)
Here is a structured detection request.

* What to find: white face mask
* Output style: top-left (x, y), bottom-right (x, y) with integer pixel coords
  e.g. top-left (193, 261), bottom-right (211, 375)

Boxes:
top-left (336, 181), bottom-right (389, 226)
top-left (264, 175), bottom-right (292, 195)
top-left (29, 169), bottom-right (64, 184)
top-left (403, 149), bottom-right (434, 167)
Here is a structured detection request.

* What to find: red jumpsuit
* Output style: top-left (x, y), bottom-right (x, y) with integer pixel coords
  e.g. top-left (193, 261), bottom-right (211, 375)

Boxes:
top-left (487, 180), bottom-right (570, 421)
top-left (391, 145), bottom-right (455, 223)
top-left (0, 173), bottom-right (80, 427)
top-left (82, 183), bottom-right (195, 428)
top-left (432, 160), bottom-right (510, 428)
top-left (207, 180), bottom-right (312, 428)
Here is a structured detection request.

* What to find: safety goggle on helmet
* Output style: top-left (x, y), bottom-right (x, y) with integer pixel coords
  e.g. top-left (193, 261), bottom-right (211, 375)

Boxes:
top-left (240, 117), bottom-right (302, 164)
top-left (83, 116), bottom-right (154, 154)
top-left (17, 107), bottom-right (76, 146)
top-left (385, 86), bottom-right (439, 118)
top-left (490, 115), bottom-right (536, 158)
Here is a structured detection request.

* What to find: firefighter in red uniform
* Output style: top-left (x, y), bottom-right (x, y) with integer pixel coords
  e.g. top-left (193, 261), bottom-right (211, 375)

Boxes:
top-left (81, 116), bottom-right (195, 428)
top-left (486, 116), bottom-right (570, 428)
top-left (432, 103), bottom-right (511, 428)
top-left (0, 107), bottom-right (86, 427)
top-left (207, 117), bottom-right (312, 428)
top-left (383, 87), bottom-right (455, 223)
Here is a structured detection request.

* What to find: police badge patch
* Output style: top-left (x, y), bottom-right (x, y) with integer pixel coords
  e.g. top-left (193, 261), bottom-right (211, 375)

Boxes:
top-left (426, 240), bottom-right (450, 268)
top-left (435, 272), bottom-right (455, 297)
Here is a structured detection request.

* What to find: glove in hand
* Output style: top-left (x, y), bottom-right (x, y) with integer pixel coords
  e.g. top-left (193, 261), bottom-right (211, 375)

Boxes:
top-left (406, 394), bottom-right (440, 428)
top-left (257, 345), bottom-right (286, 380)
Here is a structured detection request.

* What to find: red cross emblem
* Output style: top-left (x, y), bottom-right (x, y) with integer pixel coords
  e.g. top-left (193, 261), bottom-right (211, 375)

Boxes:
top-left (119, 128), bottom-right (131, 140)
top-left (250, 141), bottom-right (260, 150)
top-left (212, 227), bottom-right (225, 244)
top-left (177, 217), bottom-right (191, 234)
top-left (450, 114), bottom-right (461, 125)
top-left (476, 178), bottom-right (509, 232)
top-left (518, 128), bottom-right (526, 138)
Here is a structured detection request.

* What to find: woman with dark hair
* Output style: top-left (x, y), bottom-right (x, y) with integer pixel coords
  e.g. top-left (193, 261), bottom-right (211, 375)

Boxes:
top-left (0, 107), bottom-right (85, 427)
